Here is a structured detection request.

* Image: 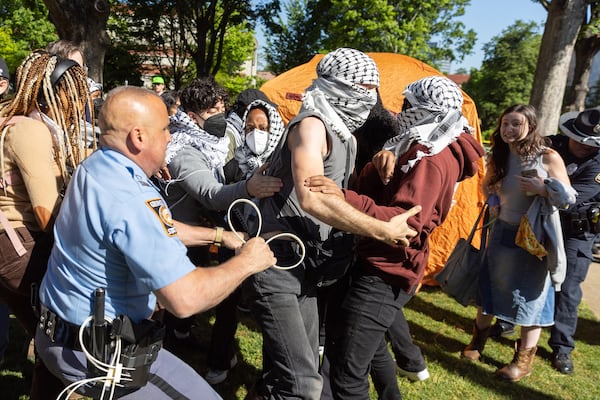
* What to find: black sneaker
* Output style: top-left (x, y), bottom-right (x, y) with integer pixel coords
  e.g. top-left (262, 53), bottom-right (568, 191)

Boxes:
top-left (489, 320), bottom-right (516, 338)
top-left (552, 352), bottom-right (574, 374)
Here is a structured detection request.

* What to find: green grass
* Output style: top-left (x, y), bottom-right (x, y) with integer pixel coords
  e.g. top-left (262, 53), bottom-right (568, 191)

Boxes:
top-left (2, 286), bottom-right (599, 399)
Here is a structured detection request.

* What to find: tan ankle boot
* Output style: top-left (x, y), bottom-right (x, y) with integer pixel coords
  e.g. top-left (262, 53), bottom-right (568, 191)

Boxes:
top-left (495, 341), bottom-right (537, 382)
top-left (462, 324), bottom-right (491, 361)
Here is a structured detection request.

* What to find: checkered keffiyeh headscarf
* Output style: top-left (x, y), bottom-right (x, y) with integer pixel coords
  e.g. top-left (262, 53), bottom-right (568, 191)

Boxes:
top-left (384, 76), bottom-right (473, 173)
top-left (300, 48), bottom-right (380, 141)
top-left (165, 109), bottom-right (229, 172)
top-left (235, 99), bottom-right (285, 177)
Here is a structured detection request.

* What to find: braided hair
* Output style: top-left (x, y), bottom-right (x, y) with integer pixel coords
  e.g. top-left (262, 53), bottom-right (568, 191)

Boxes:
top-left (0, 50), bottom-right (93, 184)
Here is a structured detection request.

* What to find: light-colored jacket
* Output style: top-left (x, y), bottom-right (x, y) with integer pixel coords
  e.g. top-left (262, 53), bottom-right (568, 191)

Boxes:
top-left (525, 177), bottom-right (577, 291)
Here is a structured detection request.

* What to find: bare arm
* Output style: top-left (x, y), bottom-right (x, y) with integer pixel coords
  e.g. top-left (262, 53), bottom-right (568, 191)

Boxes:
top-left (173, 220), bottom-right (246, 250)
top-left (517, 148), bottom-right (571, 196)
top-left (289, 118), bottom-right (420, 246)
top-left (481, 158), bottom-right (496, 196)
top-left (155, 237), bottom-right (276, 318)
top-left (542, 148), bottom-right (570, 184)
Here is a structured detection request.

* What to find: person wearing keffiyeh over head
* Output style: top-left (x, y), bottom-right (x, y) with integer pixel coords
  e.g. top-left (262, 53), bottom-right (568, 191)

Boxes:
top-left (243, 48), bottom-right (420, 400)
top-left (225, 89), bottom-right (275, 162)
top-left (235, 99), bottom-right (285, 179)
top-left (305, 75), bottom-right (485, 398)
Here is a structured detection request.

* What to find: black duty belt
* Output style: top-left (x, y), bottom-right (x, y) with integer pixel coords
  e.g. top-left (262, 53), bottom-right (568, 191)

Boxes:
top-left (39, 304), bottom-right (83, 350)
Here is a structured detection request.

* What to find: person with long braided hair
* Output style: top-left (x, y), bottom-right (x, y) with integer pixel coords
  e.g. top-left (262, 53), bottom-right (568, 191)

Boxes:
top-left (0, 49), bottom-right (93, 398)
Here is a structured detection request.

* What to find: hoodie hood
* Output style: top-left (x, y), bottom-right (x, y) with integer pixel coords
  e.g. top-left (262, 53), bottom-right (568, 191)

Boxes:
top-left (448, 131), bottom-right (486, 182)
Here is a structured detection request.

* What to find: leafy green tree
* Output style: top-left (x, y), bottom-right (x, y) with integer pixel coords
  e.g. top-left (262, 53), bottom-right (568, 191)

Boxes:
top-left (261, 0), bottom-right (476, 72)
top-left (0, 0), bottom-right (57, 72)
top-left (325, 0), bottom-right (476, 65)
top-left (463, 21), bottom-right (541, 134)
top-left (262, 0), bottom-right (323, 74)
top-left (116, 0), bottom-right (257, 89)
top-left (215, 72), bottom-right (267, 100)
top-left (320, 0), bottom-right (401, 52)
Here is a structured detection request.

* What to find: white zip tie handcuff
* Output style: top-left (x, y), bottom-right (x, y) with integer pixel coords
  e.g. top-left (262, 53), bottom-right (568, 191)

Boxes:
top-left (226, 198), bottom-right (306, 270)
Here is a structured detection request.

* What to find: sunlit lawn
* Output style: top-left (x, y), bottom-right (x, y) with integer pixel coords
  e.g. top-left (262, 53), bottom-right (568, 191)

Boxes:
top-left (2, 286), bottom-right (599, 399)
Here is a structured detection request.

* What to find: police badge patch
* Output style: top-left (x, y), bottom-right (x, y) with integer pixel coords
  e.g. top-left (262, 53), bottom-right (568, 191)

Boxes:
top-left (146, 198), bottom-right (177, 236)
top-left (595, 172), bottom-right (600, 185)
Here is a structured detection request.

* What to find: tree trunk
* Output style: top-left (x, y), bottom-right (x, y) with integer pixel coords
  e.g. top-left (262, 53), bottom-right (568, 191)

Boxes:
top-left (530, 0), bottom-right (587, 135)
top-left (564, 36), bottom-right (600, 112)
top-left (43, 0), bottom-right (110, 84)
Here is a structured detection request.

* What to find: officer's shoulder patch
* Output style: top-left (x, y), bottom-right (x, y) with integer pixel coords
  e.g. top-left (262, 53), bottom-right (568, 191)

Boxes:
top-left (595, 172), bottom-right (600, 184)
top-left (145, 198), bottom-right (177, 236)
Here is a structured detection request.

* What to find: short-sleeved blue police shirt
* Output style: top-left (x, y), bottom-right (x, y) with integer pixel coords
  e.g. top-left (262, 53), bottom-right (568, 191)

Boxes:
top-left (39, 148), bottom-right (196, 324)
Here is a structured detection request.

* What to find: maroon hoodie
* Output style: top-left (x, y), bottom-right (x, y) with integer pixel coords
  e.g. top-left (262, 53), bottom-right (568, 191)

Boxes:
top-left (343, 132), bottom-right (485, 293)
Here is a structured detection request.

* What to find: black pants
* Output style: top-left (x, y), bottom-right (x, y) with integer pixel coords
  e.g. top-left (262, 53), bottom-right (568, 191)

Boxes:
top-left (549, 236), bottom-right (592, 354)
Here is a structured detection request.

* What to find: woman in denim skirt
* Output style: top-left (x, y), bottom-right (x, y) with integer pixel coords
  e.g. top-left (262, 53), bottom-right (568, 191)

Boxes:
top-left (462, 104), bottom-right (573, 382)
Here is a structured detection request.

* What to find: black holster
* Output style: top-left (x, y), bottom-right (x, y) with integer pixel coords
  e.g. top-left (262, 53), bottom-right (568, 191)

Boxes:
top-left (87, 315), bottom-right (165, 389)
top-left (561, 203), bottom-right (600, 236)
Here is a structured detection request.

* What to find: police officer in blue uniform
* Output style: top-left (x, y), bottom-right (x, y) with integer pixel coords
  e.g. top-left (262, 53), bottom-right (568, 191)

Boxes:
top-left (548, 107), bottom-right (600, 374)
top-left (35, 86), bottom-right (276, 399)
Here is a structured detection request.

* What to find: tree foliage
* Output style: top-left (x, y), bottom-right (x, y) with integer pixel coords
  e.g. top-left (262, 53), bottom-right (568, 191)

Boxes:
top-left (320, 0), bottom-right (401, 52)
top-left (120, 0), bottom-right (256, 82)
top-left (463, 21), bottom-right (541, 135)
top-left (261, 0), bottom-right (323, 74)
top-left (261, 0), bottom-right (476, 73)
top-left (0, 0), bottom-right (57, 73)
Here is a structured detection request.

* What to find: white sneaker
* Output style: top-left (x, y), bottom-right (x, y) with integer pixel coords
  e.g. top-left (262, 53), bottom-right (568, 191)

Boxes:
top-left (205, 355), bottom-right (238, 385)
top-left (397, 366), bottom-right (430, 382)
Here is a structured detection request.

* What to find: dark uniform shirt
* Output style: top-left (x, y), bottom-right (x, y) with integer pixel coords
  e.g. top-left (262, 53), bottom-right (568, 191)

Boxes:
top-left (551, 134), bottom-right (600, 258)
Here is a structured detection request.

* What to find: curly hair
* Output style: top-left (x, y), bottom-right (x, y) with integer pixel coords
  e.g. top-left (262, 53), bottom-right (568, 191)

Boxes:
top-left (160, 89), bottom-right (180, 116)
top-left (179, 77), bottom-right (229, 114)
top-left (0, 50), bottom-right (93, 184)
top-left (487, 104), bottom-right (549, 188)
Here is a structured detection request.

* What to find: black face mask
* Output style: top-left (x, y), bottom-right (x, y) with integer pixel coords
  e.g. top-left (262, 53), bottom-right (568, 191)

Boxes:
top-left (203, 113), bottom-right (227, 138)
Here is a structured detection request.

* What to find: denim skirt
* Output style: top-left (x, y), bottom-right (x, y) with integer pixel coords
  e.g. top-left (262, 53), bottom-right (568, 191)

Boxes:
top-left (479, 219), bottom-right (555, 326)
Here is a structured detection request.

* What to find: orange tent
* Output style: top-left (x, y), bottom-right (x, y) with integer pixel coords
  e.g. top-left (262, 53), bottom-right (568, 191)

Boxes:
top-left (260, 53), bottom-right (487, 284)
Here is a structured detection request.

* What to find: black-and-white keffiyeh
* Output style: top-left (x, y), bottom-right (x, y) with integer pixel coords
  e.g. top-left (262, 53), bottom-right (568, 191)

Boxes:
top-left (300, 48), bottom-right (379, 141)
top-left (165, 108), bottom-right (229, 172)
top-left (383, 76), bottom-right (473, 173)
top-left (234, 100), bottom-right (285, 178)
top-left (226, 112), bottom-right (244, 148)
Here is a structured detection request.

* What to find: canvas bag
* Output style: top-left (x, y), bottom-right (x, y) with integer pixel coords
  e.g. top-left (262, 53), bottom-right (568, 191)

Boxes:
top-left (435, 202), bottom-right (490, 307)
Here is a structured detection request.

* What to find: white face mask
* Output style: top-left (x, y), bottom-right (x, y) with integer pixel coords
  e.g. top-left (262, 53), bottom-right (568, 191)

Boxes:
top-left (246, 128), bottom-right (269, 155)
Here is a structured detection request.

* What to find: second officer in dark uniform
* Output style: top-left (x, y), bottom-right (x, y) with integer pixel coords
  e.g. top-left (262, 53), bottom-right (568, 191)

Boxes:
top-left (549, 106), bottom-right (600, 374)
